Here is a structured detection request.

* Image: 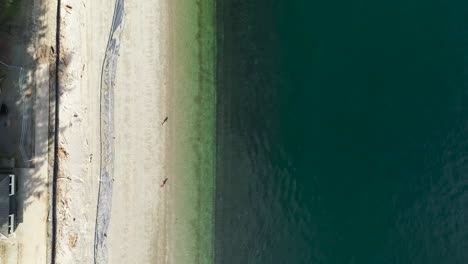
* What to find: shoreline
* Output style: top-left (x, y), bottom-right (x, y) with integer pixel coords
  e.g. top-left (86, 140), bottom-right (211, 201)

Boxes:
top-left (168, 0), bottom-right (217, 262)
top-left (54, 0), bottom-right (216, 263)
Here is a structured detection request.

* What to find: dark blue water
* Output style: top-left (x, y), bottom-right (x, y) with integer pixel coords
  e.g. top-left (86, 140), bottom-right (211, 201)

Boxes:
top-left (215, 0), bottom-right (468, 263)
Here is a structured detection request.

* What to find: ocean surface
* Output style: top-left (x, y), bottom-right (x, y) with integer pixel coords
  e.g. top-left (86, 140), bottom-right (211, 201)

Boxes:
top-left (215, 0), bottom-right (468, 263)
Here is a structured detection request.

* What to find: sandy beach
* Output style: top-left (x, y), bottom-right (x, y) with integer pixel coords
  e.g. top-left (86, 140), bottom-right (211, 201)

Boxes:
top-left (55, 0), bottom-right (216, 262)
top-left (107, 0), bottom-right (170, 262)
top-left (55, 0), bottom-right (172, 262)
top-left (55, 0), bottom-right (107, 262)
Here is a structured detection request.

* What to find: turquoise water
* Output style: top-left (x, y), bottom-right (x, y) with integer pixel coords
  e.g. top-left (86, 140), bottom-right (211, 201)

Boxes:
top-left (215, 0), bottom-right (468, 263)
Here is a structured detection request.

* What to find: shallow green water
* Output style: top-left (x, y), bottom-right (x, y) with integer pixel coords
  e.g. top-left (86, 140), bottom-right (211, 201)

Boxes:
top-left (170, 0), bottom-right (216, 263)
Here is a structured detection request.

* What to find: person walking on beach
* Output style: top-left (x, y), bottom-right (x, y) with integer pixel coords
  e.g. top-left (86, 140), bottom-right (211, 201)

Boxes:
top-left (161, 116), bottom-right (168, 125)
top-left (160, 178), bottom-right (168, 188)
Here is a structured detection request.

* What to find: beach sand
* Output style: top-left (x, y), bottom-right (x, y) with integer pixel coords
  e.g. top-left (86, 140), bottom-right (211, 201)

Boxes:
top-left (55, 0), bottom-right (171, 263)
top-left (107, 0), bottom-right (170, 263)
top-left (55, 0), bottom-right (109, 262)
top-left (55, 0), bottom-right (216, 263)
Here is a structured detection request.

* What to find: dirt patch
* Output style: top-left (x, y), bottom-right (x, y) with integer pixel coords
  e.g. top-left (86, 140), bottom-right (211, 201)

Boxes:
top-left (23, 87), bottom-right (32, 97)
top-left (58, 145), bottom-right (69, 159)
top-left (69, 234), bottom-right (78, 248)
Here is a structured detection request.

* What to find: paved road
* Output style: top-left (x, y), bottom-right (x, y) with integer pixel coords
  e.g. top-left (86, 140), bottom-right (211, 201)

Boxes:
top-left (9, 63), bottom-right (50, 264)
